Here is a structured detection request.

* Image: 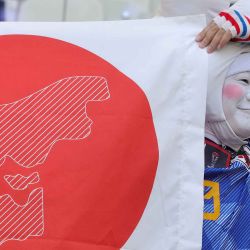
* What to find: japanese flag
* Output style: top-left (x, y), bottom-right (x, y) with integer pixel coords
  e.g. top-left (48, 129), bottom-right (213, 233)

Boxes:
top-left (0, 16), bottom-right (207, 250)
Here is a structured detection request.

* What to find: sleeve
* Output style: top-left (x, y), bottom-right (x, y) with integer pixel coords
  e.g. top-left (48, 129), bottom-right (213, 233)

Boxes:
top-left (213, 0), bottom-right (250, 42)
top-left (232, 0), bottom-right (250, 17)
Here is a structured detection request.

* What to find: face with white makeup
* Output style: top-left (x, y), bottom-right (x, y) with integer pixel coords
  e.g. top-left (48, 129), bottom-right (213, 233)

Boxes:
top-left (223, 71), bottom-right (250, 139)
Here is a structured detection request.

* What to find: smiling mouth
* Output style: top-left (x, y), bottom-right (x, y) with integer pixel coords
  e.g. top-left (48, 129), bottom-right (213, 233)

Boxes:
top-left (238, 106), bottom-right (250, 111)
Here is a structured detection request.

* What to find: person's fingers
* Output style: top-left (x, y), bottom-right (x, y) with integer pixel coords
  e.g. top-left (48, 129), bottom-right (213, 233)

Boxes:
top-left (198, 22), bottom-right (220, 49)
top-left (195, 21), bottom-right (215, 42)
top-left (195, 26), bottom-right (209, 42)
top-left (217, 30), bottom-right (232, 50)
top-left (207, 29), bottom-right (226, 53)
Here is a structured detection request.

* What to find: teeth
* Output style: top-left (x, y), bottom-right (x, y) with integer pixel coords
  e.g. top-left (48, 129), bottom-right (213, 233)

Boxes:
top-left (237, 104), bottom-right (250, 110)
top-left (238, 107), bottom-right (250, 110)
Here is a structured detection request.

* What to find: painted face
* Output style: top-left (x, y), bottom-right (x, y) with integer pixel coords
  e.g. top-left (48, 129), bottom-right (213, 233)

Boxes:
top-left (223, 72), bottom-right (250, 139)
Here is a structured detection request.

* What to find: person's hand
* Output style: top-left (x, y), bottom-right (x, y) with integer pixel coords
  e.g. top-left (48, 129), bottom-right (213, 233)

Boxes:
top-left (195, 21), bottom-right (232, 54)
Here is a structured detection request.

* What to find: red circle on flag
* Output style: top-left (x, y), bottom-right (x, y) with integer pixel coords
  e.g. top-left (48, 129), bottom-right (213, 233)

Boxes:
top-left (0, 35), bottom-right (159, 249)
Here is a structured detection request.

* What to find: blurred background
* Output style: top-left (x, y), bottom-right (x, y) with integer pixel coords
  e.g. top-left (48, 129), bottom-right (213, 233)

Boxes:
top-left (0, 0), bottom-right (161, 21)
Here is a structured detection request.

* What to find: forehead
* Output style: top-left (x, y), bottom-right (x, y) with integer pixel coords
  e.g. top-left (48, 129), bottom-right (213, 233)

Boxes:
top-left (226, 71), bottom-right (250, 81)
top-left (226, 52), bottom-right (250, 77)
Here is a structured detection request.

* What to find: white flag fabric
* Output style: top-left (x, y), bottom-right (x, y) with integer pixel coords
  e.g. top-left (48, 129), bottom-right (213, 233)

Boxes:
top-left (0, 16), bottom-right (207, 249)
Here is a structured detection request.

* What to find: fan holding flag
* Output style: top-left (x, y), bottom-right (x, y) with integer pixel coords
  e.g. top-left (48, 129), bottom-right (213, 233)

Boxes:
top-left (160, 0), bottom-right (250, 53)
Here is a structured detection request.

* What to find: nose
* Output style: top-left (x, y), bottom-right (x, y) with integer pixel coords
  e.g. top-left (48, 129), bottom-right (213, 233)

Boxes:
top-left (246, 91), bottom-right (250, 101)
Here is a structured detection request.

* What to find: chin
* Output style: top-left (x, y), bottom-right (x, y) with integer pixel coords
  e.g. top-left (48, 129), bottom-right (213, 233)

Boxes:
top-left (234, 126), bottom-right (250, 139)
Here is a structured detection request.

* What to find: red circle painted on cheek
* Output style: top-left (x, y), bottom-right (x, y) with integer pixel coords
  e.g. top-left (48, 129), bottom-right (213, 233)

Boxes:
top-left (223, 83), bottom-right (244, 99)
top-left (0, 35), bottom-right (159, 249)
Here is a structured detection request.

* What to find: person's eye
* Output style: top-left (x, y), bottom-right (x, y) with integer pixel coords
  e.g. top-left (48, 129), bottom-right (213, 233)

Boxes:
top-left (240, 79), bottom-right (249, 84)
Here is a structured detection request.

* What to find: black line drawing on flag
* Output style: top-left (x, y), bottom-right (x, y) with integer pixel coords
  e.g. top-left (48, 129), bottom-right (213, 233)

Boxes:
top-left (4, 172), bottom-right (40, 191)
top-left (0, 75), bottom-right (110, 245)
top-left (0, 76), bottom-right (110, 168)
top-left (0, 188), bottom-right (44, 245)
